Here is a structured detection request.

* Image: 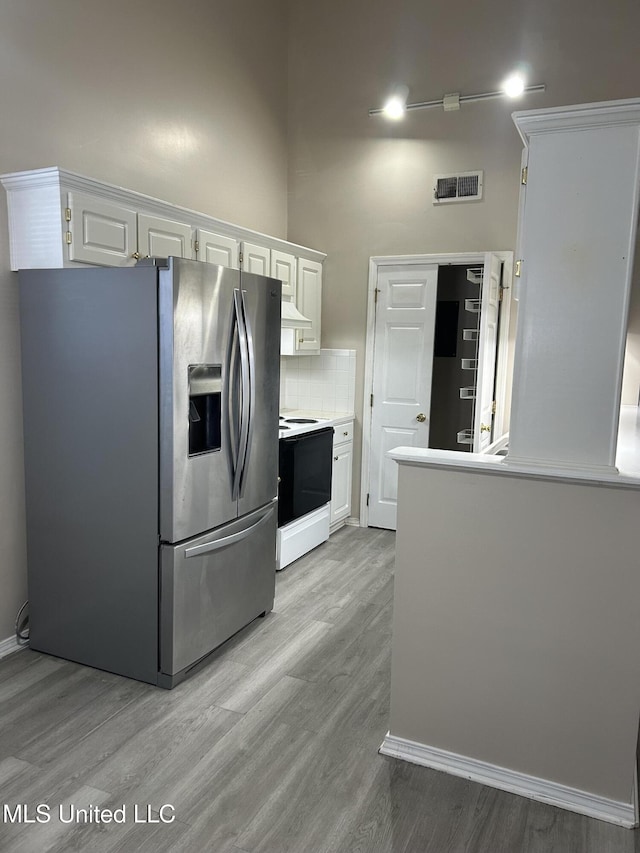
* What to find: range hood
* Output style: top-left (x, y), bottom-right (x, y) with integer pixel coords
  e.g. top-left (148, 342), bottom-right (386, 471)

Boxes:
top-left (281, 300), bottom-right (312, 329)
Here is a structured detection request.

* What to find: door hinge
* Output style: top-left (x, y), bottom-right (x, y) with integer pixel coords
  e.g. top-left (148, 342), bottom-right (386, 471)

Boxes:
top-left (374, 288), bottom-right (379, 304)
top-left (366, 493), bottom-right (370, 506)
top-left (194, 240), bottom-right (199, 254)
top-left (491, 400), bottom-right (496, 415)
top-left (64, 207), bottom-right (71, 222)
top-left (65, 231), bottom-right (72, 245)
top-left (515, 259), bottom-right (522, 278)
top-left (370, 393), bottom-right (374, 407)
top-left (239, 251), bottom-right (244, 265)
top-left (498, 285), bottom-right (503, 302)
top-left (521, 166), bottom-right (528, 185)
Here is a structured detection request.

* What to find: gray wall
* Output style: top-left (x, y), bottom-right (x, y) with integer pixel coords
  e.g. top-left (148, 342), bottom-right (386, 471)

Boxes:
top-left (0, 0), bottom-right (289, 640)
top-left (392, 462), bottom-right (640, 805)
top-left (287, 0), bottom-right (640, 514)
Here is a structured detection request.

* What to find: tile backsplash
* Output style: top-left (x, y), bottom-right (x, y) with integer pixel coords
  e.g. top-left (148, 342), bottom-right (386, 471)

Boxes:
top-left (280, 348), bottom-right (356, 414)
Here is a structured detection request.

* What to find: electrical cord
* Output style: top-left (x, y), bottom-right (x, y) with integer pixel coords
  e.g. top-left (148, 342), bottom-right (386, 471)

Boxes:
top-left (15, 600), bottom-right (29, 645)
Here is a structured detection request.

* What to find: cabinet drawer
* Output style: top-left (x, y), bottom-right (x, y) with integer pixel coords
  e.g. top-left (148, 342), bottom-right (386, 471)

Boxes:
top-left (333, 421), bottom-right (353, 446)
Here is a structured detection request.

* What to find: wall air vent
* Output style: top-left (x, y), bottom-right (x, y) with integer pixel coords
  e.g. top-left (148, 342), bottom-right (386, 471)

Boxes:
top-left (433, 170), bottom-right (483, 204)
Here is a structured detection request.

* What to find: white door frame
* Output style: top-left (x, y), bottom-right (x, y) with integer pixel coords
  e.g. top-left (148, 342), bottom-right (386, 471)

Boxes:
top-left (360, 251), bottom-right (514, 528)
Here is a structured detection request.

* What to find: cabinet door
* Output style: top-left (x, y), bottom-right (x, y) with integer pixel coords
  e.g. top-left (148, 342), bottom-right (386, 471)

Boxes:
top-left (67, 192), bottom-right (137, 266)
top-left (330, 441), bottom-right (352, 526)
top-left (270, 250), bottom-right (296, 299)
top-left (138, 213), bottom-right (194, 260)
top-left (196, 229), bottom-right (239, 269)
top-left (241, 241), bottom-right (270, 276)
top-left (296, 258), bottom-right (322, 352)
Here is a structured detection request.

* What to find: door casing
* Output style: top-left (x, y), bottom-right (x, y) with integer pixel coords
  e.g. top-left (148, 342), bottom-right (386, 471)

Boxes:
top-left (360, 251), bottom-right (514, 529)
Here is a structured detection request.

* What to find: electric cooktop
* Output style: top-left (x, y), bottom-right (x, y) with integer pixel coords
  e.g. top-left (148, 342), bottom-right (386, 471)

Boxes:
top-left (278, 415), bottom-right (332, 438)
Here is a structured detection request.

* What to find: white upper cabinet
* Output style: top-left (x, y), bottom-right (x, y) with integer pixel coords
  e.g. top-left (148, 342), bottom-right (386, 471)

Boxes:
top-left (137, 213), bottom-right (193, 260)
top-left (508, 98), bottom-right (640, 474)
top-left (196, 229), bottom-right (239, 269)
top-left (270, 249), bottom-right (296, 299)
top-left (0, 169), bottom-right (325, 306)
top-left (296, 258), bottom-right (322, 352)
top-left (67, 192), bottom-right (137, 266)
top-left (68, 194), bottom-right (193, 267)
top-left (241, 241), bottom-right (270, 276)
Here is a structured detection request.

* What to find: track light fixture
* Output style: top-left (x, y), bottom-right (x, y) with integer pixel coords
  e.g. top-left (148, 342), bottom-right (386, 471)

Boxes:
top-left (370, 74), bottom-right (545, 118)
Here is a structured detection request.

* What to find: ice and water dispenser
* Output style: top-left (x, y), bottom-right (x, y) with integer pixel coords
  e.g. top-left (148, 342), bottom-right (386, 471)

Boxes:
top-left (188, 364), bottom-right (222, 455)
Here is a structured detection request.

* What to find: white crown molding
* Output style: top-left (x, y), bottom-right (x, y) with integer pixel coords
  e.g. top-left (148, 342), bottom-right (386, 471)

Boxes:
top-left (513, 98), bottom-right (640, 144)
top-left (0, 167), bottom-right (326, 264)
top-left (380, 732), bottom-right (638, 828)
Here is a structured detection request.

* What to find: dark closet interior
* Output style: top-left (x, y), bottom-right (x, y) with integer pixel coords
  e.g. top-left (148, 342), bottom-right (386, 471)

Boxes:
top-left (429, 264), bottom-right (483, 452)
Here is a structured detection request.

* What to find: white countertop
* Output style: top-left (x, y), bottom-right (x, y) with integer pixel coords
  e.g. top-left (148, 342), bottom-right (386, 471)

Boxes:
top-left (388, 405), bottom-right (640, 490)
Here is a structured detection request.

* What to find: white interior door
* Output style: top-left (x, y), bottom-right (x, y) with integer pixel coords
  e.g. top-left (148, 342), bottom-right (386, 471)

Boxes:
top-left (473, 253), bottom-right (502, 452)
top-left (368, 265), bottom-right (438, 530)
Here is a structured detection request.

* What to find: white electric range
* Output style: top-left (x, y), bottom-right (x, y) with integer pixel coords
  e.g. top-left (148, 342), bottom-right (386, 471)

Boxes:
top-left (277, 414), bottom-right (334, 570)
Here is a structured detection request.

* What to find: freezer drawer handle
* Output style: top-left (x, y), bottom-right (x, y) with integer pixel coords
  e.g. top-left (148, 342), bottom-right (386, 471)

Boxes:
top-left (184, 505), bottom-right (275, 559)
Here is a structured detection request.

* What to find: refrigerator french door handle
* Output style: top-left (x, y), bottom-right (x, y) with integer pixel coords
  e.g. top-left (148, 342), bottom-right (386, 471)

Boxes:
top-left (232, 289), bottom-right (250, 501)
top-left (238, 289), bottom-right (256, 496)
top-left (183, 502), bottom-right (276, 559)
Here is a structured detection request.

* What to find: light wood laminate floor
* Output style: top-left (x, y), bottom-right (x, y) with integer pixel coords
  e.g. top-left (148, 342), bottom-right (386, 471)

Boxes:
top-left (0, 525), bottom-right (638, 852)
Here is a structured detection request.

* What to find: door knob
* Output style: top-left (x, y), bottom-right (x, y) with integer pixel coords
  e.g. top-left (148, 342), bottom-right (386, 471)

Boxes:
top-left (416, 413), bottom-right (426, 423)
top-left (480, 423), bottom-right (491, 433)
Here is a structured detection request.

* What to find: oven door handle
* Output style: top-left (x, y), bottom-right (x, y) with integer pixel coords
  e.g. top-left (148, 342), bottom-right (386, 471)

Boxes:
top-left (280, 427), bottom-right (334, 444)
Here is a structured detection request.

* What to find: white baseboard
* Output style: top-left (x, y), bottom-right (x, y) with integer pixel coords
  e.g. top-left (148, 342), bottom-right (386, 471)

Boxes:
top-left (0, 635), bottom-right (26, 661)
top-left (379, 732), bottom-right (637, 828)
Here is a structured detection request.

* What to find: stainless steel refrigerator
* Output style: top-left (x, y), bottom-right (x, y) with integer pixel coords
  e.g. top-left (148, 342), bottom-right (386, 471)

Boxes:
top-left (19, 257), bottom-right (281, 687)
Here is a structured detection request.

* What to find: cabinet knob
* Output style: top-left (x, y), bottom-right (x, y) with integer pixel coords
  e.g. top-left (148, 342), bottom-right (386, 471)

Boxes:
top-left (343, 431), bottom-right (348, 436)
top-left (334, 456), bottom-right (339, 461)
top-left (131, 252), bottom-right (141, 260)
top-left (299, 338), bottom-right (304, 343)
top-left (416, 413), bottom-right (426, 423)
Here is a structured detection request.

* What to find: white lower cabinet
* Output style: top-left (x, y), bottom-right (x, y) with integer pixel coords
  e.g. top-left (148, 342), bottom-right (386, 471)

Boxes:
top-left (330, 420), bottom-right (353, 532)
